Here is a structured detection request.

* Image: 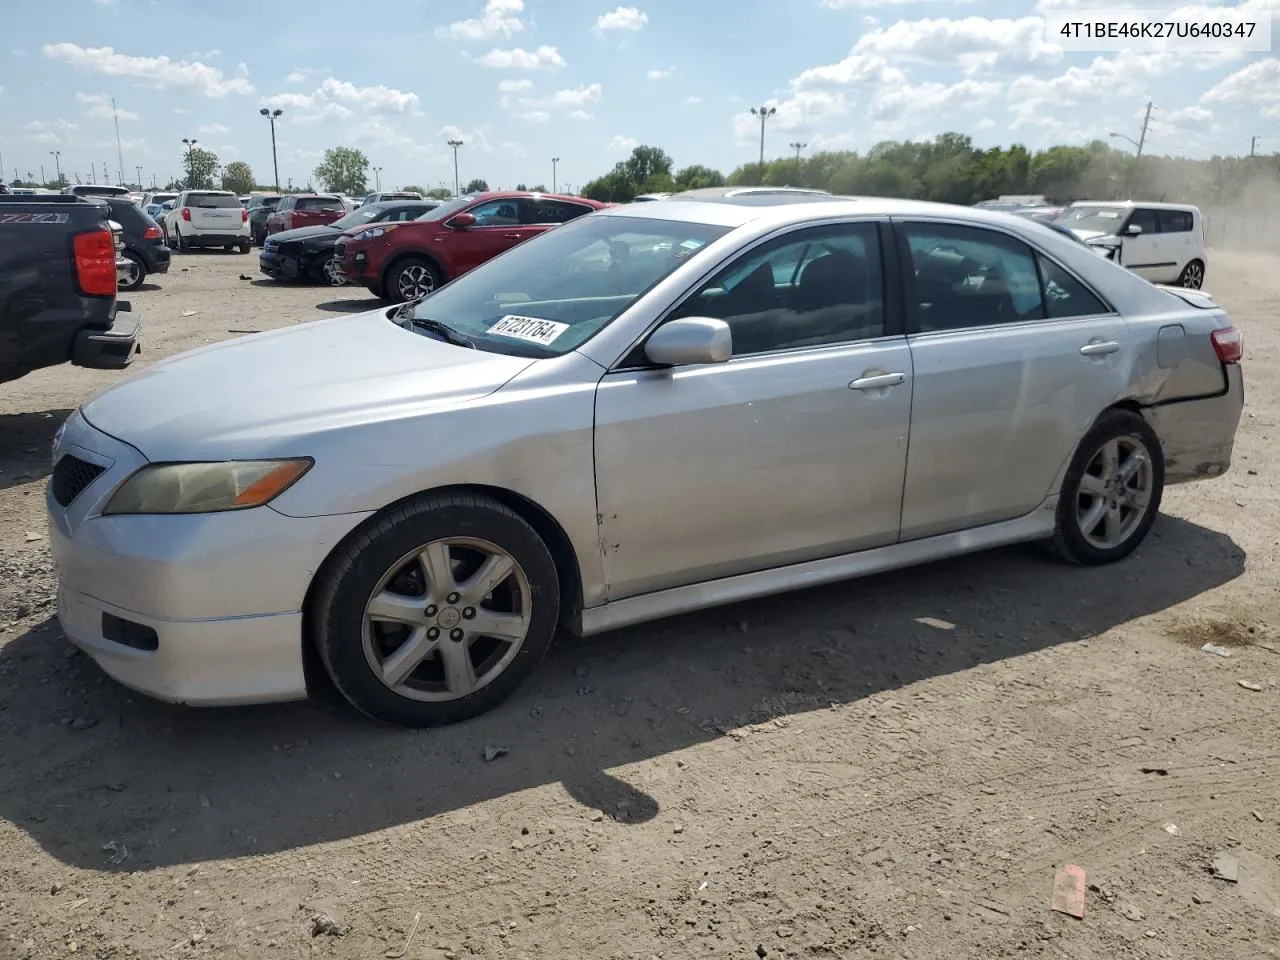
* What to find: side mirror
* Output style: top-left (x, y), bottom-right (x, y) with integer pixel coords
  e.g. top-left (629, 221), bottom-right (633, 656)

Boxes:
top-left (1124, 223), bottom-right (1143, 236)
top-left (644, 317), bottom-right (732, 366)
top-left (449, 212), bottom-right (477, 229)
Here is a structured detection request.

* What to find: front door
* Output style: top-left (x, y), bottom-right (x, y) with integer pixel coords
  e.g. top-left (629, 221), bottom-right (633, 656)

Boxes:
top-left (593, 220), bottom-right (914, 600)
top-left (1117, 207), bottom-right (1170, 282)
top-left (895, 218), bottom-right (1130, 541)
top-left (445, 198), bottom-right (529, 276)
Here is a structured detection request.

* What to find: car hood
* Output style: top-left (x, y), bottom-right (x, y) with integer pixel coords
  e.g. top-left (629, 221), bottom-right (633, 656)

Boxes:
top-left (267, 224), bottom-right (339, 245)
top-left (1068, 228), bottom-right (1117, 243)
top-left (80, 308), bottom-right (536, 461)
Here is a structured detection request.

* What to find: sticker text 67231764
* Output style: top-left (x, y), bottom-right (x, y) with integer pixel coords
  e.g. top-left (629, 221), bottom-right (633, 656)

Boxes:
top-left (487, 314), bottom-right (569, 346)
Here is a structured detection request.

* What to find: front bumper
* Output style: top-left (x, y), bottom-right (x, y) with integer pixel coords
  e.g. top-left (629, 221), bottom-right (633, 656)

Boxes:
top-left (259, 249), bottom-right (302, 280)
top-left (71, 303), bottom-right (141, 371)
top-left (333, 254), bottom-right (374, 284)
top-left (46, 410), bottom-right (372, 706)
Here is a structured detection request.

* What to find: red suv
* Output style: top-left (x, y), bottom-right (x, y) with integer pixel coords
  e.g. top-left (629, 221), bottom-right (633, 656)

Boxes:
top-left (266, 194), bottom-right (346, 236)
top-left (334, 191), bottom-right (608, 302)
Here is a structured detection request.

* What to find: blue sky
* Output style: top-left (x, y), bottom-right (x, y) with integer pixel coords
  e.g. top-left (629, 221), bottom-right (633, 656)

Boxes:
top-left (1, 0), bottom-right (1276, 192)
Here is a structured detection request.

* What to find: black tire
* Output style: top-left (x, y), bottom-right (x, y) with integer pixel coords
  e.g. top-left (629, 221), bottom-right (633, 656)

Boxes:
top-left (310, 252), bottom-right (343, 286)
top-left (367, 284), bottom-right (384, 298)
top-left (174, 232), bottom-right (187, 253)
top-left (384, 257), bottom-right (440, 305)
top-left (1047, 408), bottom-right (1164, 566)
top-left (237, 240), bottom-right (250, 254)
top-left (118, 251), bottom-right (146, 291)
top-left (1177, 259), bottom-right (1205, 289)
top-left (311, 493), bottom-right (561, 727)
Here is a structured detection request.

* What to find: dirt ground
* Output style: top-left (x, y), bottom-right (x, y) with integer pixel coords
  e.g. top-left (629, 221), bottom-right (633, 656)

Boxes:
top-left (2, 249), bottom-right (1279, 960)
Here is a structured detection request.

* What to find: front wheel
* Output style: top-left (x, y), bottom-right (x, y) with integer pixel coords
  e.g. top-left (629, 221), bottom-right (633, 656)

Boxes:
top-left (1177, 259), bottom-right (1205, 289)
top-left (1048, 409), bottom-right (1164, 565)
top-left (312, 252), bottom-right (345, 286)
top-left (386, 257), bottom-right (440, 305)
top-left (311, 493), bottom-right (561, 727)
top-left (118, 251), bottom-right (146, 291)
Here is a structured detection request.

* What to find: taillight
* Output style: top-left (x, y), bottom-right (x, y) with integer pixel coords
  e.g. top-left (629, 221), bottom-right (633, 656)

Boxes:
top-left (181, 207), bottom-right (191, 222)
top-left (142, 225), bottom-right (163, 240)
top-left (72, 227), bottom-right (117, 297)
top-left (242, 208), bottom-right (249, 222)
top-left (1211, 326), bottom-right (1243, 364)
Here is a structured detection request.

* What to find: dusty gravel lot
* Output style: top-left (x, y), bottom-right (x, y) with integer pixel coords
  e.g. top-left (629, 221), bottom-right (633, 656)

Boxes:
top-left (2, 248), bottom-right (1279, 960)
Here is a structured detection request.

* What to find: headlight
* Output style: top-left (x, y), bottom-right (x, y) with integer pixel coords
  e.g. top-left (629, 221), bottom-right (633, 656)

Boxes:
top-left (103, 459), bottom-right (312, 515)
top-left (352, 224), bottom-right (403, 241)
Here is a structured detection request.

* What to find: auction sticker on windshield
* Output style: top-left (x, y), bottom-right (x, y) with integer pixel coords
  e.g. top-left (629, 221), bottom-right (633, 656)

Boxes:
top-left (488, 315), bottom-right (569, 346)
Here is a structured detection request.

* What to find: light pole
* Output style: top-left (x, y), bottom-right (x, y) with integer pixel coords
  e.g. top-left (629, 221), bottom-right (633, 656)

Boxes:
top-left (259, 107), bottom-right (283, 192)
top-left (750, 104), bottom-right (776, 171)
top-left (373, 166), bottom-right (383, 192)
top-left (1251, 135), bottom-right (1260, 158)
top-left (447, 138), bottom-right (463, 196)
top-left (181, 138), bottom-right (199, 188)
top-left (1108, 99), bottom-right (1153, 196)
top-left (49, 151), bottom-right (62, 185)
top-left (39, 163), bottom-right (46, 185)
top-left (552, 156), bottom-right (560, 193)
top-left (135, 164), bottom-right (143, 189)
top-left (789, 141), bottom-right (807, 183)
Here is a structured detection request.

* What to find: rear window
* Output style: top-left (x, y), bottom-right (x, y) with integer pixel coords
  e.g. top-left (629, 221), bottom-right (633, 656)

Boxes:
top-left (299, 197), bottom-right (344, 211)
top-left (186, 192), bottom-right (240, 209)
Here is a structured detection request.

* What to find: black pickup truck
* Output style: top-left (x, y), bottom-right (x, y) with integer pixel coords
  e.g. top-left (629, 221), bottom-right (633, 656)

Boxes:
top-left (0, 194), bottom-right (141, 384)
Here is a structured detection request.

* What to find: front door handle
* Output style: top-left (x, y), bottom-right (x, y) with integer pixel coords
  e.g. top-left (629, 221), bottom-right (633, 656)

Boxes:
top-left (1079, 340), bottom-right (1120, 357)
top-left (849, 372), bottom-right (906, 391)
top-left (504, 233), bottom-right (523, 240)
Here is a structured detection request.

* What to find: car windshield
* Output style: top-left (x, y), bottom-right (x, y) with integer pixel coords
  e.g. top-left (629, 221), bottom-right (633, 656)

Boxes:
top-left (416, 197), bottom-right (472, 221)
top-left (186, 192), bottom-right (240, 209)
top-left (334, 205), bottom-right (396, 229)
top-left (403, 214), bottom-right (732, 358)
top-left (1053, 206), bottom-right (1125, 234)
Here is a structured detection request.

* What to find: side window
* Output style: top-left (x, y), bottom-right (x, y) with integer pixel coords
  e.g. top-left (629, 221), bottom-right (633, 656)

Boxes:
top-left (1157, 209), bottom-right (1192, 233)
top-left (524, 199), bottom-right (593, 224)
top-left (468, 199), bottom-right (520, 226)
top-left (904, 222), bottom-right (1045, 332)
top-left (1036, 256), bottom-right (1109, 320)
top-left (671, 223), bottom-right (885, 356)
top-left (390, 208), bottom-right (418, 222)
top-left (1127, 208), bottom-right (1159, 234)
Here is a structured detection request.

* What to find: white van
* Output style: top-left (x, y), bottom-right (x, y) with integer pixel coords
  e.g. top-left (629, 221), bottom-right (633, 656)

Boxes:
top-left (1055, 201), bottom-right (1206, 288)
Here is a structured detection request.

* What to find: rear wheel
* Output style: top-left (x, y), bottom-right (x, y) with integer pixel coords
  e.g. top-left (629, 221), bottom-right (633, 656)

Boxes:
top-left (1048, 409), bottom-right (1164, 565)
top-left (311, 493), bottom-right (560, 727)
top-left (237, 239), bottom-right (250, 254)
top-left (386, 257), bottom-right (440, 305)
top-left (1177, 259), bottom-right (1205, 289)
top-left (118, 251), bottom-right (146, 291)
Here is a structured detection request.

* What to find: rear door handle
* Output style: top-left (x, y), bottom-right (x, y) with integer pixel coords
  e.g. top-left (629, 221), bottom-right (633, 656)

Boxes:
top-left (1079, 340), bottom-right (1120, 356)
top-left (849, 372), bottom-right (906, 390)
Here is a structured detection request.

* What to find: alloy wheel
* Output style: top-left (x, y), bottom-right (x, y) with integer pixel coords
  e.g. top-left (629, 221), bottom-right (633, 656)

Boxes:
top-left (1180, 262), bottom-right (1204, 288)
top-left (120, 256), bottom-right (142, 289)
top-left (1074, 435), bottom-right (1154, 551)
top-left (361, 537), bottom-right (532, 702)
top-left (323, 256), bottom-right (345, 286)
top-left (397, 264), bottom-right (435, 301)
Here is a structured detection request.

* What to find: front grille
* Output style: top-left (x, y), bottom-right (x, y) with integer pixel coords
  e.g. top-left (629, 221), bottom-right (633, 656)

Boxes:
top-left (51, 454), bottom-right (106, 507)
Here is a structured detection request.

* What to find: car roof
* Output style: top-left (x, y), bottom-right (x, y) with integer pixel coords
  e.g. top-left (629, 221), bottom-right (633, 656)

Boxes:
top-left (183, 188), bottom-right (237, 194)
top-left (1068, 199), bottom-right (1200, 212)
top-left (466, 190), bottom-right (605, 206)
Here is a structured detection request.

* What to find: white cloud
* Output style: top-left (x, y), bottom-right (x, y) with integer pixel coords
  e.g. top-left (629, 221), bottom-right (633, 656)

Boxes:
top-left (498, 78), bottom-right (533, 93)
top-left (568, 109), bottom-right (595, 120)
top-left (189, 49), bottom-right (221, 60)
top-left (197, 122), bottom-right (230, 134)
top-left (686, 95), bottom-right (704, 104)
top-left (871, 77), bottom-right (1002, 120)
top-left (1006, 51), bottom-right (1179, 129)
top-left (515, 110), bottom-right (551, 122)
top-left (173, 107), bottom-right (188, 114)
top-left (596, 5), bottom-right (648, 31)
top-left (607, 135), bottom-right (638, 151)
top-left (732, 90), bottom-right (850, 143)
top-left (41, 43), bottom-right (253, 96)
top-left (475, 46), bottom-right (566, 69)
top-left (1201, 58), bottom-right (1280, 118)
top-left (793, 54), bottom-right (904, 90)
top-left (646, 66), bottom-right (674, 80)
top-left (847, 17), bottom-right (1062, 75)
top-left (261, 76), bottom-right (420, 121)
top-left (975, 117), bottom-right (996, 130)
top-left (286, 71), bottom-right (306, 83)
top-left (75, 92), bottom-right (140, 120)
top-left (24, 118), bottom-right (78, 145)
top-left (440, 124), bottom-right (494, 152)
top-left (546, 83), bottom-right (602, 107)
top-left (438, 0), bottom-right (525, 40)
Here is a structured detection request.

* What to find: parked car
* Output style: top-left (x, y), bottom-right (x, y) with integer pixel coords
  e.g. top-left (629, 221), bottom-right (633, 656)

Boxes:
top-left (159, 189), bottom-right (251, 252)
top-left (259, 199), bottom-right (439, 285)
top-left (0, 194), bottom-right (141, 384)
top-left (47, 193), bottom-right (1243, 727)
top-left (246, 194), bottom-right (283, 245)
top-left (97, 196), bottom-right (171, 290)
top-left (141, 192), bottom-right (178, 219)
top-left (360, 191), bottom-right (424, 206)
top-left (239, 195), bottom-right (251, 207)
top-left (335, 191), bottom-right (607, 302)
top-left (632, 192), bottom-right (671, 202)
top-left (266, 194), bottom-right (346, 236)
top-left (1053, 201), bottom-right (1206, 288)
top-left (62, 184), bottom-right (132, 199)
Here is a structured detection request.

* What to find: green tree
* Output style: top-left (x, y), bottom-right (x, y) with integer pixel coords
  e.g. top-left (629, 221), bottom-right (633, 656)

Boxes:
top-left (426, 187), bottom-right (453, 200)
top-left (183, 147), bottom-right (219, 189)
top-left (313, 146), bottom-right (370, 195)
top-left (402, 184), bottom-right (425, 194)
top-left (530, 184), bottom-right (546, 191)
top-left (515, 182), bottom-right (528, 190)
top-left (220, 161), bottom-right (256, 195)
top-left (674, 164), bottom-right (724, 190)
top-left (464, 178), bottom-right (490, 193)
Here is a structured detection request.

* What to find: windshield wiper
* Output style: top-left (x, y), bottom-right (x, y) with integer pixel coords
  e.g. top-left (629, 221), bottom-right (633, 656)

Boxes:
top-left (394, 306), bottom-right (475, 349)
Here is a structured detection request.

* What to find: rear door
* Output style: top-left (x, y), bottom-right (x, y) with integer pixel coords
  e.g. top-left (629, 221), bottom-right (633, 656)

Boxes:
top-left (1156, 208), bottom-right (1195, 279)
top-left (895, 218), bottom-right (1129, 541)
top-left (185, 191), bottom-right (241, 232)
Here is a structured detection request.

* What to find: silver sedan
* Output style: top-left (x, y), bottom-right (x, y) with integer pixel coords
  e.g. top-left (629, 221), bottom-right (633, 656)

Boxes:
top-left (47, 187), bottom-right (1245, 726)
